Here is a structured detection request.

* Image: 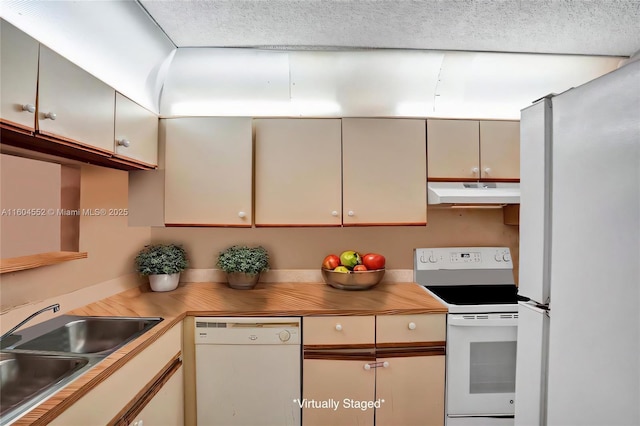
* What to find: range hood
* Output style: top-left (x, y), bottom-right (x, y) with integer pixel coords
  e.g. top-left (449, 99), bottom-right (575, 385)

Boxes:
top-left (427, 182), bottom-right (520, 205)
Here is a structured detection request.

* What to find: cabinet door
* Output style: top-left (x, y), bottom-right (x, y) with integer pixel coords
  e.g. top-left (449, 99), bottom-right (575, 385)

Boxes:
top-left (114, 93), bottom-right (158, 166)
top-left (302, 359), bottom-right (375, 426)
top-left (376, 355), bottom-right (445, 426)
top-left (0, 20), bottom-right (38, 131)
top-left (130, 365), bottom-right (184, 426)
top-left (427, 119), bottom-right (479, 180)
top-left (255, 119), bottom-right (341, 226)
top-left (342, 118), bottom-right (426, 225)
top-left (164, 117), bottom-right (252, 226)
top-left (480, 120), bottom-right (520, 180)
top-left (38, 45), bottom-right (115, 152)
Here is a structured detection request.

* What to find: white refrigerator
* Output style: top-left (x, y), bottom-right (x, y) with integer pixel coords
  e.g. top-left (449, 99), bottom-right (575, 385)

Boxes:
top-left (515, 59), bottom-right (640, 426)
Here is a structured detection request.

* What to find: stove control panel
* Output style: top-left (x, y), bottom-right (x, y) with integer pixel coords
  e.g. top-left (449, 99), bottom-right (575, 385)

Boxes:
top-left (415, 247), bottom-right (513, 270)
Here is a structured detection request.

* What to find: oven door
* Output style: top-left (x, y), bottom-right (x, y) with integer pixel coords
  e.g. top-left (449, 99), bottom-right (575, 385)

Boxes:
top-left (446, 313), bottom-right (518, 418)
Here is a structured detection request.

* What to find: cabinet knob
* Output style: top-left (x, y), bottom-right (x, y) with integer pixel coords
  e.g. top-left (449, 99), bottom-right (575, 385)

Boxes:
top-left (335, 324), bottom-right (343, 331)
top-left (471, 167), bottom-right (479, 175)
top-left (347, 211), bottom-right (355, 217)
top-left (364, 363), bottom-right (371, 370)
top-left (331, 211), bottom-right (339, 217)
top-left (44, 112), bottom-right (57, 120)
top-left (408, 322), bottom-right (417, 330)
top-left (484, 167), bottom-right (491, 175)
top-left (238, 211), bottom-right (247, 219)
top-left (117, 138), bottom-right (130, 148)
top-left (382, 361), bottom-right (390, 368)
top-left (22, 104), bottom-right (36, 113)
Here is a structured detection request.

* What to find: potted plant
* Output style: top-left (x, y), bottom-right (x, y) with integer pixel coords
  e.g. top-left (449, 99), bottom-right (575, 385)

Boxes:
top-left (216, 245), bottom-right (270, 290)
top-left (135, 244), bottom-right (188, 292)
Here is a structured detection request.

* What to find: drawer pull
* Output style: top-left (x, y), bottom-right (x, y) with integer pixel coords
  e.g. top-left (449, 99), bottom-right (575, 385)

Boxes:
top-left (335, 324), bottom-right (343, 331)
top-left (408, 322), bottom-right (417, 330)
top-left (364, 361), bottom-right (389, 370)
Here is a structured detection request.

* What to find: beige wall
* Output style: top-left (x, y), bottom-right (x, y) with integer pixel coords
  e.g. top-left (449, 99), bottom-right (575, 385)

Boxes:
top-left (151, 207), bottom-right (520, 281)
top-left (0, 165), bottom-right (151, 312)
top-left (0, 154), bottom-right (61, 258)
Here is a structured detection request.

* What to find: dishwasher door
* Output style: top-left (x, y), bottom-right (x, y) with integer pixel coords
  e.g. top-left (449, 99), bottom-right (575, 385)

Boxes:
top-left (195, 317), bottom-right (301, 426)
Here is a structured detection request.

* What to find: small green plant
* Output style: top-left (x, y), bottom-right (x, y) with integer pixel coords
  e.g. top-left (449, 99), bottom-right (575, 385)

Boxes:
top-left (216, 245), bottom-right (270, 275)
top-left (135, 244), bottom-right (188, 275)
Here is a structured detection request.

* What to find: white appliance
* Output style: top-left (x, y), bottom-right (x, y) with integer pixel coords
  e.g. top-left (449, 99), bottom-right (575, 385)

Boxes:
top-left (194, 317), bottom-right (301, 426)
top-left (427, 182), bottom-right (520, 205)
top-left (515, 59), bottom-right (640, 426)
top-left (415, 247), bottom-right (519, 426)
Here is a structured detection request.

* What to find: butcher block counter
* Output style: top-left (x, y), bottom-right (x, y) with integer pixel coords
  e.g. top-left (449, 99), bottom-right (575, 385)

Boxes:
top-left (14, 281), bottom-right (446, 425)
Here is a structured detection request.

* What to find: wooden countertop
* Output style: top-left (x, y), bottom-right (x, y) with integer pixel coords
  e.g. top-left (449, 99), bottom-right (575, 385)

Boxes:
top-left (17, 281), bottom-right (446, 425)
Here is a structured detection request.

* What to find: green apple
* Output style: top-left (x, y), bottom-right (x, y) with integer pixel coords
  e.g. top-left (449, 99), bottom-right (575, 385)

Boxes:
top-left (339, 251), bottom-right (361, 268)
top-left (334, 266), bottom-right (350, 273)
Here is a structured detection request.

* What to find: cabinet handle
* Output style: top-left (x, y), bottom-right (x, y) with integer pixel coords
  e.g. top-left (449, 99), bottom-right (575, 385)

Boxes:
top-left (22, 104), bottom-right (35, 113)
top-left (335, 324), bottom-right (342, 331)
top-left (408, 322), bottom-right (416, 330)
top-left (382, 361), bottom-right (389, 368)
top-left (117, 138), bottom-right (130, 148)
top-left (364, 361), bottom-right (389, 370)
top-left (471, 167), bottom-right (479, 175)
top-left (484, 167), bottom-right (491, 175)
top-left (331, 211), bottom-right (339, 217)
top-left (44, 112), bottom-right (57, 120)
top-left (238, 211), bottom-right (247, 219)
top-left (347, 211), bottom-right (355, 217)
top-left (364, 363), bottom-right (371, 370)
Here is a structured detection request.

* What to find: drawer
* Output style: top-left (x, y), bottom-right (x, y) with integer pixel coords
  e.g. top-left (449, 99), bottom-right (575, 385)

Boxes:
top-left (303, 316), bottom-right (375, 346)
top-left (376, 314), bottom-right (446, 344)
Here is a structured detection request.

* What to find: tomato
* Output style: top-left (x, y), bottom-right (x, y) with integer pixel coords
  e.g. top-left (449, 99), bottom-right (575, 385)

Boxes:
top-left (353, 265), bottom-right (368, 272)
top-left (362, 253), bottom-right (385, 270)
top-left (322, 254), bottom-right (340, 270)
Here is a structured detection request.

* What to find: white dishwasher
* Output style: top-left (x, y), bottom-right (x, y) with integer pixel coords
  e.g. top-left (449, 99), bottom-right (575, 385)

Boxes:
top-left (194, 317), bottom-right (301, 426)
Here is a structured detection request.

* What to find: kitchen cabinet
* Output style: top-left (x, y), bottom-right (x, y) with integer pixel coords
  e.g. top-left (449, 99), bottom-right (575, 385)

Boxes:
top-left (302, 314), bottom-right (445, 426)
top-left (127, 364), bottom-right (184, 426)
top-left (50, 323), bottom-right (183, 425)
top-left (0, 19), bottom-right (39, 132)
top-left (254, 119), bottom-right (342, 226)
top-left (37, 45), bottom-right (115, 153)
top-left (114, 93), bottom-right (158, 166)
top-left (342, 118), bottom-right (427, 225)
top-left (163, 117), bottom-right (253, 226)
top-left (427, 119), bottom-right (519, 180)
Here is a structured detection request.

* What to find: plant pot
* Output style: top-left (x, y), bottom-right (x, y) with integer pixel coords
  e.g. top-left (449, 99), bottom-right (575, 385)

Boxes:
top-left (148, 273), bottom-right (180, 292)
top-left (226, 272), bottom-right (260, 290)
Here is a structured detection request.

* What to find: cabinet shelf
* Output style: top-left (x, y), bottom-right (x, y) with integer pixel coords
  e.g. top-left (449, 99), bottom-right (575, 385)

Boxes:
top-left (0, 251), bottom-right (88, 274)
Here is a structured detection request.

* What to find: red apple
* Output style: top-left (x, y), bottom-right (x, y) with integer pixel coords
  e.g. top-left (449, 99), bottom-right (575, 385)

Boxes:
top-left (362, 253), bottom-right (385, 270)
top-left (353, 265), bottom-right (368, 272)
top-left (322, 254), bottom-right (340, 270)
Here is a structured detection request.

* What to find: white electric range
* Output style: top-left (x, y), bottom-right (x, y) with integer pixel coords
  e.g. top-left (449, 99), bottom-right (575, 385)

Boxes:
top-left (414, 247), bottom-right (519, 426)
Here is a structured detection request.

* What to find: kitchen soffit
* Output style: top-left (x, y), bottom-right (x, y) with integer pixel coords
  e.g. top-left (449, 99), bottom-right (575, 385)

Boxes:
top-left (138, 0), bottom-right (640, 57)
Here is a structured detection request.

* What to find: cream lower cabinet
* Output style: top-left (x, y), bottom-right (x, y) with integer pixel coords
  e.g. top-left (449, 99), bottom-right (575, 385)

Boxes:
top-left (427, 119), bottom-right (519, 180)
top-left (163, 117), bottom-right (253, 226)
top-left (37, 45), bottom-right (115, 153)
top-left (342, 118), bottom-right (427, 225)
top-left (114, 93), bottom-right (158, 166)
top-left (128, 364), bottom-right (184, 426)
top-left (302, 315), bottom-right (445, 426)
top-left (254, 119), bottom-right (342, 226)
top-left (0, 19), bottom-right (39, 131)
top-left (50, 323), bottom-right (183, 426)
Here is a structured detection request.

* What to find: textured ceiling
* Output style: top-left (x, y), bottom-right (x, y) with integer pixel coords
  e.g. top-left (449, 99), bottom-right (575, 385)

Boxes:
top-left (138, 0), bottom-right (640, 56)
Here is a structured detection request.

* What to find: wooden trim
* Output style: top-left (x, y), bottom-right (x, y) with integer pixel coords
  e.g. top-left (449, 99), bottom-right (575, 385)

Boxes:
top-left (0, 251), bottom-right (87, 274)
top-left (110, 354), bottom-right (182, 426)
top-left (303, 344), bottom-right (376, 351)
top-left (480, 178), bottom-right (520, 183)
top-left (427, 177), bottom-right (476, 182)
top-left (255, 224), bottom-right (342, 228)
top-left (503, 204), bottom-right (520, 225)
top-left (36, 131), bottom-right (113, 157)
top-left (165, 223), bottom-right (252, 228)
top-left (111, 154), bottom-right (157, 170)
top-left (375, 341), bottom-right (447, 349)
top-left (375, 345), bottom-right (446, 358)
top-left (304, 351), bottom-right (376, 361)
top-left (343, 222), bottom-right (426, 227)
top-left (0, 119), bottom-right (34, 135)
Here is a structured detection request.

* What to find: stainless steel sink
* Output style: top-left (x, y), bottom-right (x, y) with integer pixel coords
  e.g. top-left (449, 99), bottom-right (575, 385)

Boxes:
top-left (15, 317), bottom-right (163, 355)
top-left (0, 352), bottom-right (91, 423)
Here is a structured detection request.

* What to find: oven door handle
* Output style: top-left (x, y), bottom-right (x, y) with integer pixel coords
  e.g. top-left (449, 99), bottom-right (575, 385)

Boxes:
top-left (448, 315), bottom-right (518, 327)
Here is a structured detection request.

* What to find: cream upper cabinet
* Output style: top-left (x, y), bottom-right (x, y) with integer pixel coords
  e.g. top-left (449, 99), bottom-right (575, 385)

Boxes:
top-left (342, 118), bottom-right (427, 225)
top-left (480, 120), bottom-right (520, 180)
top-left (37, 45), bottom-right (115, 152)
top-left (164, 117), bottom-right (253, 226)
top-left (0, 20), bottom-right (39, 131)
top-left (427, 119), bottom-right (480, 180)
top-left (254, 119), bottom-right (342, 226)
top-left (427, 119), bottom-right (520, 180)
top-left (114, 93), bottom-right (158, 166)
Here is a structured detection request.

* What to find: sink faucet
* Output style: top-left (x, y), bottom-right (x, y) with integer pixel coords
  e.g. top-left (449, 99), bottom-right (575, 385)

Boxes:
top-left (0, 304), bottom-right (60, 347)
